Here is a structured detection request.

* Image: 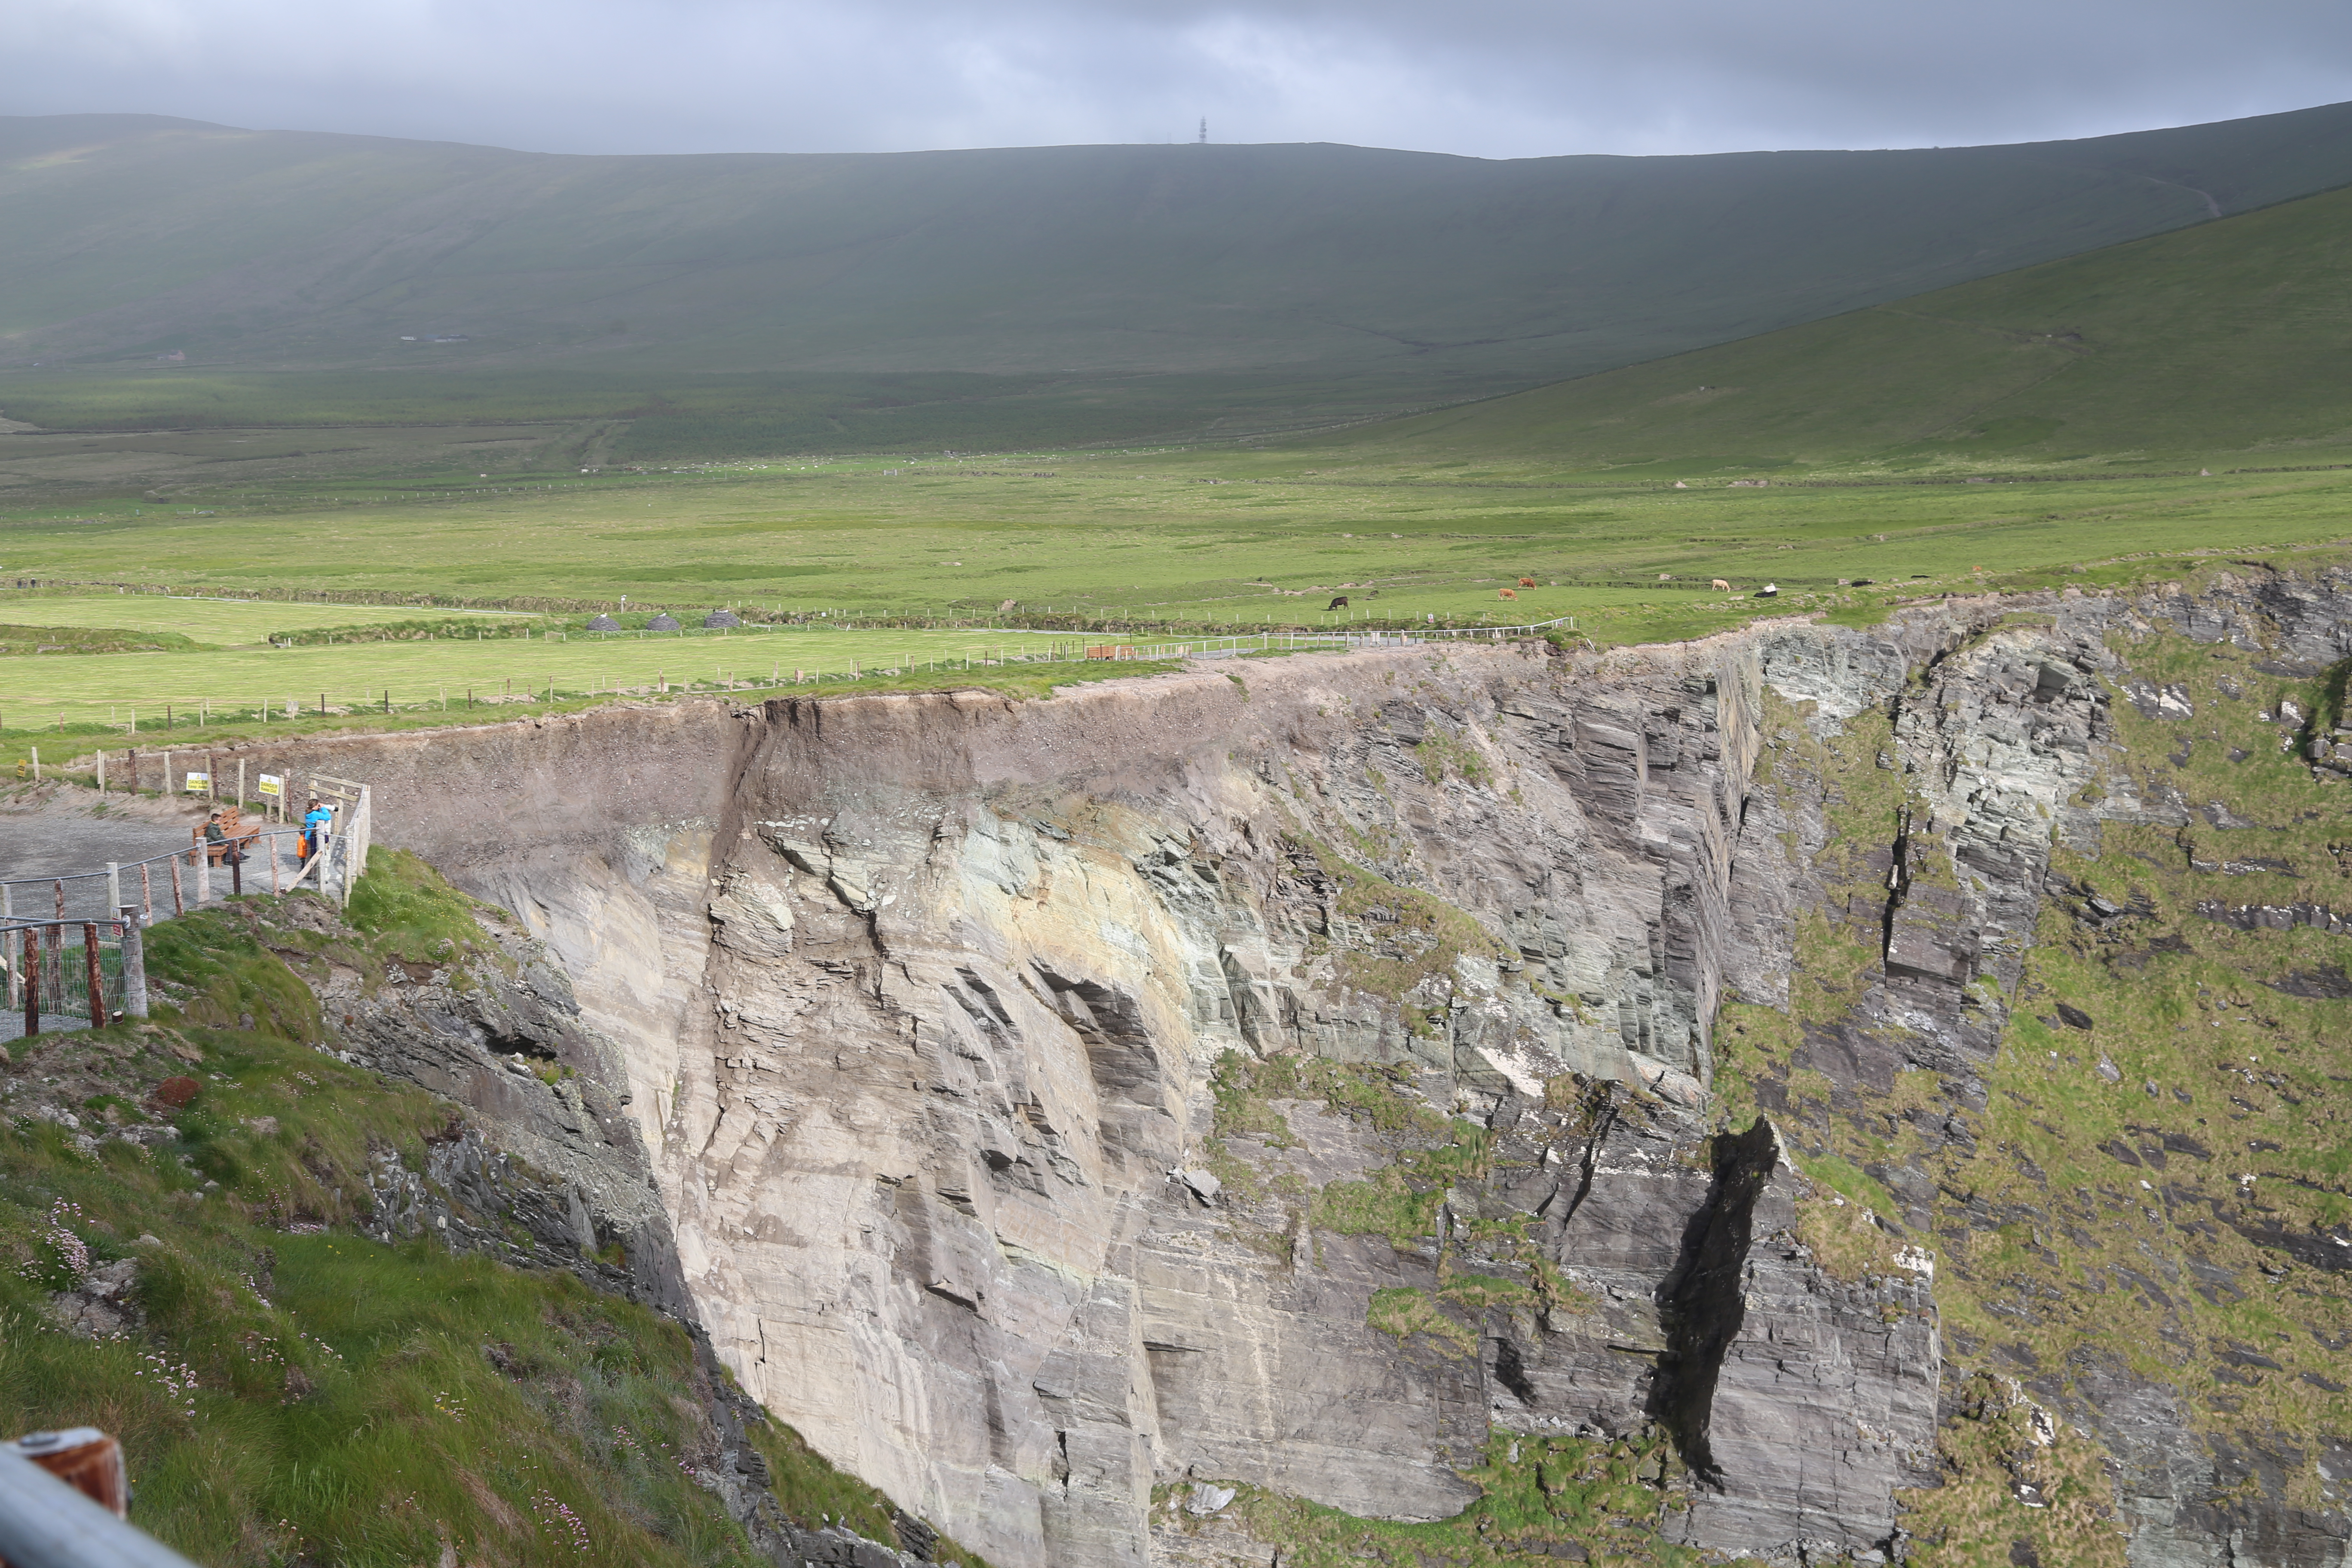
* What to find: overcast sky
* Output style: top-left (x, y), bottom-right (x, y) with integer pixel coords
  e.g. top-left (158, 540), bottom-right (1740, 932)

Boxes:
top-left (7, 0), bottom-right (2351, 160)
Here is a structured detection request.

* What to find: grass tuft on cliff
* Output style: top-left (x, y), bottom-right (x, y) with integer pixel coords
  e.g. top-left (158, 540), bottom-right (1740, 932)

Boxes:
top-left (1160, 1428), bottom-right (1700, 1565)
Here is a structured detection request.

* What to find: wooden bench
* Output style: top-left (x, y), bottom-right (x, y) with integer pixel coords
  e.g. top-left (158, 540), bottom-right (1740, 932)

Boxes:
top-left (193, 806), bottom-right (263, 865)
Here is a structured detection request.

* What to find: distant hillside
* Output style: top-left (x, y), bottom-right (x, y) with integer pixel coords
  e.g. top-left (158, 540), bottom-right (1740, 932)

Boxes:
top-left (6, 102), bottom-right (2352, 407)
top-left (1318, 178), bottom-right (2352, 472)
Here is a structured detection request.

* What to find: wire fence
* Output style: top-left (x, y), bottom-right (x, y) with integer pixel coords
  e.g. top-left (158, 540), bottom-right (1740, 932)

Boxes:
top-left (2, 918), bottom-right (137, 1041)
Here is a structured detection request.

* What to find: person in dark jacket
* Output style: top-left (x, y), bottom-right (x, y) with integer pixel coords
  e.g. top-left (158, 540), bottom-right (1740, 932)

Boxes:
top-left (204, 810), bottom-right (245, 866)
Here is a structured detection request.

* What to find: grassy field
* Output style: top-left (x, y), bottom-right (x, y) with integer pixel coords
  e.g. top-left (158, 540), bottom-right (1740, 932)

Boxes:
top-left (1, 440), bottom-right (2351, 746)
top-left (0, 625), bottom-right (1188, 732)
top-left (0, 592), bottom-right (530, 641)
top-left (16, 447), bottom-right (2352, 607)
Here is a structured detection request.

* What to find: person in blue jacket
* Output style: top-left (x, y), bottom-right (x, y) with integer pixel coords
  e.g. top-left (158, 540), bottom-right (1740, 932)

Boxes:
top-left (302, 799), bottom-right (333, 861)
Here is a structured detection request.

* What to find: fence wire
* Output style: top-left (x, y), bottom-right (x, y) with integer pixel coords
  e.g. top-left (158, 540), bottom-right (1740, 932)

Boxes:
top-left (3, 919), bottom-right (130, 1039)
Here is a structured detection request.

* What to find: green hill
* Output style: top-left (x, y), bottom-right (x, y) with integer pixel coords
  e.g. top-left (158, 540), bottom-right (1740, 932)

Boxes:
top-left (1321, 177), bottom-right (2352, 473)
top-left (7, 101), bottom-right (2352, 439)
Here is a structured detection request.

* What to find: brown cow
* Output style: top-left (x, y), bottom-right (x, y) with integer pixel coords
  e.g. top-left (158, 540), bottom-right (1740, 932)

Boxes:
top-left (1498, 588), bottom-right (1518, 600)
top-left (1517, 576), bottom-right (1537, 587)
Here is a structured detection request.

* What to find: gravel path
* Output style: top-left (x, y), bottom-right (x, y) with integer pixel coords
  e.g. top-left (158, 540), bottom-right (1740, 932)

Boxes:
top-left (0, 783), bottom-right (305, 921)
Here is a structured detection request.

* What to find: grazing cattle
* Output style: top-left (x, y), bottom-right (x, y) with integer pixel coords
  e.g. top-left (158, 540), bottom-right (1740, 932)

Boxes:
top-left (1754, 583), bottom-right (1778, 598)
top-left (1518, 576), bottom-right (1537, 587)
top-left (1327, 595), bottom-right (1350, 611)
top-left (1498, 588), bottom-right (1518, 600)
top-left (1711, 579), bottom-right (1732, 591)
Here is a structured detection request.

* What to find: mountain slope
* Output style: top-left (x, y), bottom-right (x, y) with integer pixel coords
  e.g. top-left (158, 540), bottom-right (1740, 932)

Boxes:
top-left (6, 101), bottom-right (2352, 398)
top-left (1321, 176), bottom-right (2352, 470)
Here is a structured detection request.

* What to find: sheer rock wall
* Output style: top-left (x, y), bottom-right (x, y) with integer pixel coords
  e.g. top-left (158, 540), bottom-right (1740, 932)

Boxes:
top-left (232, 570), bottom-right (2352, 1567)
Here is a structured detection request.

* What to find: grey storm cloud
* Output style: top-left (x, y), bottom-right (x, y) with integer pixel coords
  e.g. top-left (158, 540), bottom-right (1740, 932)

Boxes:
top-left (6, 0), bottom-right (2352, 158)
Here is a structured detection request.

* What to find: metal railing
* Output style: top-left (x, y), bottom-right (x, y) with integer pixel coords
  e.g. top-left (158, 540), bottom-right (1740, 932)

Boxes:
top-left (0, 1436), bottom-right (199, 1568)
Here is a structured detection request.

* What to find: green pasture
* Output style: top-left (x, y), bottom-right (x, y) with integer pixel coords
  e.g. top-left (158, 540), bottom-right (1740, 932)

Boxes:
top-left (0, 624), bottom-right (1197, 737)
top-left (0, 591), bottom-right (530, 643)
top-left (2, 452), bottom-right (2351, 747)
top-left (13, 451), bottom-right (2352, 616)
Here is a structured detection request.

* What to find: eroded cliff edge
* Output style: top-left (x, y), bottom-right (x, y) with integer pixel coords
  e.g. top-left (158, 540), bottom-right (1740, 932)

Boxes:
top-left (244, 563), bottom-right (2352, 1568)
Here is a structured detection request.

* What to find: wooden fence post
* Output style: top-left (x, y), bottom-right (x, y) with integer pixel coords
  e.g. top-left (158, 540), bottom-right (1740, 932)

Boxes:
top-left (83, 923), bottom-right (107, 1028)
top-left (21, 923), bottom-right (37, 1038)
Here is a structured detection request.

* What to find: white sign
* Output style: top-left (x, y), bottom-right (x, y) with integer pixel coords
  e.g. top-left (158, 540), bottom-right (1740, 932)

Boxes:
top-left (257, 773), bottom-right (283, 798)
top-left (183, 772), bottom-right (209, 793)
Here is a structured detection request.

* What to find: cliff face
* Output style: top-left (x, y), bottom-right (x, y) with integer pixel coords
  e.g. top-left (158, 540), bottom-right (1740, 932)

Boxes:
top-left (235, 563), bottom-right (2352, 1568)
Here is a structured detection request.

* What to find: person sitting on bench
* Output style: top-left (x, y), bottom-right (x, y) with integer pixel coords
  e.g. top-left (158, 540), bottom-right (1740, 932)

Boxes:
top-left (204, 810), bottom-right (246, 866)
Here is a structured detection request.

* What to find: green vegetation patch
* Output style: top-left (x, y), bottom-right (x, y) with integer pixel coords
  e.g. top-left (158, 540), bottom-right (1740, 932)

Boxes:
top-left (0, 1020), bottom-right (760, 1566)
top-left (1898, 1374), bottom-right (2128, 1568)
top-left (0, 622), bottom-right (205, 655)
top-left (1729, 623), bottom-right (2352, 1543)
top-left (1164, 1427), bottom-right (1700, 1566)
top-left (1283, 832), bottom-right (1507, 1002)
top-left (148, 858), bottom-right (501, 1012)
top-left (1366, 1286), bottom-right (1479, 1356)
top-left (344, 847), bottom-right (505, 972)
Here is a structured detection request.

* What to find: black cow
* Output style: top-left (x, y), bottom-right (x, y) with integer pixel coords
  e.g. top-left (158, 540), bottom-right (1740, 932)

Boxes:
top-left (1327, 595), bottom-right (1350, 611)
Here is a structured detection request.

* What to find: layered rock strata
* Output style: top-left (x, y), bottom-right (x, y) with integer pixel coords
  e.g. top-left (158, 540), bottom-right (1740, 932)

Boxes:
top-left (242, 634), bottom-right (1938, 1564)
top-left (217, 561), bottom-right (2352, 1568)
